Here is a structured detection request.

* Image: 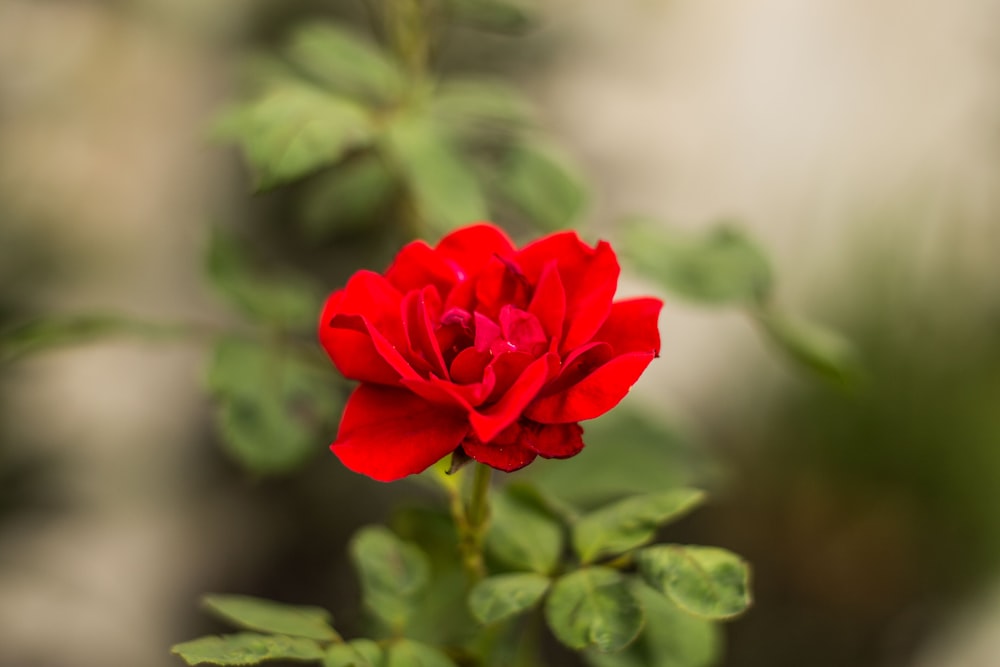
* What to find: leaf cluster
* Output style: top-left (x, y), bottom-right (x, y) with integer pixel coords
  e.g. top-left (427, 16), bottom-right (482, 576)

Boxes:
top-left (173, 482), bottom-right (750, 667)
top-left (216, 11), bottom-right (586, 239)
top-left (472, 485), bottom-right (750, 664)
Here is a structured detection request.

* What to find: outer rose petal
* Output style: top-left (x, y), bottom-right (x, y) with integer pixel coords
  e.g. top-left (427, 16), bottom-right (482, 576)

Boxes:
top-left (435, 223), bottom-right (517, 279)
top-left (332, 385), bottom-right (468, 482)
top-left (594, 297), bottom-right (663, 355)
top-left (385, 241), bottom-right (458, 297)
top-left (525, 351), bottom-right (655, 423)
top-left (524, 422), bottom-right (585, 459)
top-left (319, 291), bottom-right (400, 385)
top-left (320, 281), bottom-right (422, 385)
top-left (461, 424), bottom-right (537, 472)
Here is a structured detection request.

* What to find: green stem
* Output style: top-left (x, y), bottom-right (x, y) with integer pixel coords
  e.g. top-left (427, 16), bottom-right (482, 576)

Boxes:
top-left (449, 462), bottom-right (492, 583)
top-left (382, 0), bottom-right (431, 82)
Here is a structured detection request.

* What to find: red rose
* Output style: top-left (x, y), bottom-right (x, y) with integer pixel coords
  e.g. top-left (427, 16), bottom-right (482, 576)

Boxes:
top-left (319, 223), bottom-right (662, 482)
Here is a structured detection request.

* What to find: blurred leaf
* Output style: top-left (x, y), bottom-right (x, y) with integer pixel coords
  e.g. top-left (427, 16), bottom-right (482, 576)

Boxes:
top-left (299, 154), bottom-right (398, 240)
top-left (584, 583), bottom-right (721, 667)
top-left (207, 338), bottom-right (341, 475)
top-left (384, 112), bottom-right (489, 235)
top-left (207, 227), bottom-right (319, 330)
top-left (443, 0), bottom-right (536, 33)
top-left (202, 594), bottom-right (337, 641)
top-left (756, 309), bottom-right (863, 386)
top-left (487, 486), bottom-right (564, 574)
top-left (468, 573), bottom-right (550, 624)
top-left (214, 83), bottom-right (373, 188)
top-left (525, 410), bottom-right (708, 509)
top-left (573, 489), bottom-right (706, 564)
top-left (324, 639), bottom-right (383, 667)
top-left (545, 567), bottom-right (644, 653)
top-left (623, 219), bottom-right (773, 305)
top-left (637, 545), bottom-right (751, 620)
top-left (385, 639), bottom-right (457, 667)
top-left (499, 142), bottom-right (586, 230)
top-left (350, 526), bottom-right (431, 631)
top-left (171, 633), bottom-right (324, 665)
top-left (285, 22), bottom-right (403, 104)
top-left (431, 79), bottom-right (535, 141)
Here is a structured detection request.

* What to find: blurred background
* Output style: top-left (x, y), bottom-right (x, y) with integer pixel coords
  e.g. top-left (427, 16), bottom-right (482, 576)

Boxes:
top-left (2, 0), bottom-right (1000, 666)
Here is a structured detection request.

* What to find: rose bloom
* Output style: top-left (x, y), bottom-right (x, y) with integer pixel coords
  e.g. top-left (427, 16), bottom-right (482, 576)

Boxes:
top-left (319, 223), bottom-right (662, 482)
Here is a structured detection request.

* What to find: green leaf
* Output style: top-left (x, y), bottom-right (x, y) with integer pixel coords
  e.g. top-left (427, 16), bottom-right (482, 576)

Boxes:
top-left (637, 545), bottom-right (752, 620)
top-left (524, 409), bottom-right (706, 509)
top-left (202, 594), bottom-right (337, 642)
top-left (583, 583), bottom-right (721, 667)
top-left (171, 633), bottom-right (324, 665)
top-left (207, 337), bottom-right (342, 475)
top-left (545, 567), bottom-right (644, 653)
top-left (206, 226), bottom-right (320, 330)
top-left (431, 79), bottom-right (535, 141)
top-left (384, 112), bottom-right (488, 235)
top-left (756, 310), bottom-right (863, 386)
top-left (468, 573), bottom-right (550, 624)
top-left (623, 219), bottom-right (773, 305)
top-left (385, 639), bottom-right (457, 667)
top-left (298, 153), bottom-right (398, 239)
top-left (487, 487), bottom-right (564, 574)
top-left (350, 526), bottom-right (431, 630)
top-left (285, 22), bottom-right (403, 104)
top-left (443, 0), bottom-right (536, 33)
top-left (573, 489), bottom-right (706, 563)
top-left (324, 639), bottom-right (383, 667)
top-left (498, 142), bottom-right (586, 230)
top-left (215, 83), bottom-right (373, 188)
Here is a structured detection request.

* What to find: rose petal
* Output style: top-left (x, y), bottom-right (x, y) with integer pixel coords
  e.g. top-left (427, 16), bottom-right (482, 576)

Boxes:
top-left (524, 422), bottom-right (585, 459)
top-left (385, 241), bottom-right (458, 297)
top-left (525, 350), bottom-right (655, 423)
top-left (319, 271), bottom-right (417, 382)
top-left (474, 256), bottom-right (531, 319)
top-left (449, 347), bottom-right (491, 385)
top-left (594, 297), bottom-right (663, 355)
top-left (528, 261), bottom-right (566, 346)
top-left (401, 287), bottom-right (447, 377)
top-left (461, 424), bottom-right (537, 472)
top-left (332, 385), bottom-right (469, 482)
top-left (435, 223), bottom-right (517, 280)
top-left (403, 371), bottom-right (495, 409)
top-left (469, 353), bottom-right (556, 442)
top-left (518, 232), bottom-right (620, 353)
top-left (329, 312), bottom-right (421, 382)
top-left (539, 342), bottom-right (613, 397)
top-left (499, 305), bottom-right (547, 356)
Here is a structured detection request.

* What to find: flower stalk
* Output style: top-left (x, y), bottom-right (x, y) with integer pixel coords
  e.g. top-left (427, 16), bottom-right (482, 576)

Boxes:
top-left (448, 462), bottom-right (492, 583)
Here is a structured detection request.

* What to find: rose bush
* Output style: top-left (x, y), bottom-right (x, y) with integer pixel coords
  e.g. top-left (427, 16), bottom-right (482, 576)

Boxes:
top-left (319, 223), bottom-right (662, 481)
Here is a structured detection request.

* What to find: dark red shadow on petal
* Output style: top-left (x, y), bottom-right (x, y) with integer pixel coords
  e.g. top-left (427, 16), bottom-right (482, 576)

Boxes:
top-left (461, 423), bottom-right (537, 472)
top-left (523, 421), bottom-right (585, 459)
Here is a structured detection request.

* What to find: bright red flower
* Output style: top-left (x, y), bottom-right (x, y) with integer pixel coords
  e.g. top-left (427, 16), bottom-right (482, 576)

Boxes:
top-left (319, 223), bottom-right (662, 482)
